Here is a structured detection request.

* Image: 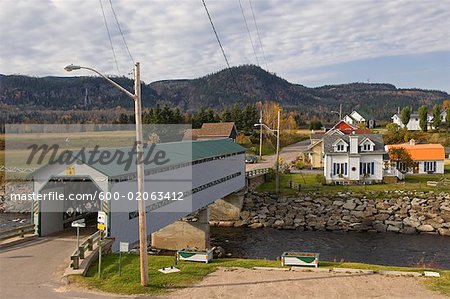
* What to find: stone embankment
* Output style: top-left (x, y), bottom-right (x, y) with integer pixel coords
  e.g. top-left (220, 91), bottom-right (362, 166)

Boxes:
top-left (210, 191), bottom-right (450, 236)
top-left (1, 182), bottom-right (33, 213)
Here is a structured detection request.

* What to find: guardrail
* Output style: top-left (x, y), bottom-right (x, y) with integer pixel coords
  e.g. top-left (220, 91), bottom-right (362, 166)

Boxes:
top-left (246, 168), bottom-right (270, 178)
top-left (70, 230), bottom-right (102, 269)
top-left (0, 224), bottom-right (35, 241)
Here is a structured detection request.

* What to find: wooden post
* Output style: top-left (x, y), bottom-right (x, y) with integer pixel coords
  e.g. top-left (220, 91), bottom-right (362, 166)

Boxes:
top-left (98, 231), bottom-right (103, 278)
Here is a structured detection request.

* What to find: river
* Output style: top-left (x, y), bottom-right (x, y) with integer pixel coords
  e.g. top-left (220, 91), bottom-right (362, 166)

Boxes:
top-left (211, 227), bottom-right (450, 269)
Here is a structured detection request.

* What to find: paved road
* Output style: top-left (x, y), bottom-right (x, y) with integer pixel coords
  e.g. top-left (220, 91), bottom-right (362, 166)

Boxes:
top-left (245, 139), bottom-right (310, 172)
top-left (0, 230), bottom-right (137, 299)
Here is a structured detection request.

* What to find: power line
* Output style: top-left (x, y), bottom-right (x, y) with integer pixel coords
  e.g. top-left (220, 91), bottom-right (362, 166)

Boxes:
top-left (201, 0), bottom-right (243, 97)
top-left (238, 0), bottom-right (259, 66)
top-left (99, 0), bottom-right (120, 75)
top-left (108, 0), bottom-right (135, 65)
top-left (248, 0), bottom-right (269, 71)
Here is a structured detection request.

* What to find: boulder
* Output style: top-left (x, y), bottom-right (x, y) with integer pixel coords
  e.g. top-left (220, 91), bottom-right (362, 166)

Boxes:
top-left (437, 227), bottom-right (450, 236)
top-left (417, 224), bottom-right (435, 232)
top-left (248, 222), bottom-right (263, 229)
top-left (343, 201), bottom-right (357, 210)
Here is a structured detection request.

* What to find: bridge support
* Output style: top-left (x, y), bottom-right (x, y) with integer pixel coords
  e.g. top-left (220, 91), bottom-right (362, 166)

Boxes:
top-left (209, 191), bottom-right (245, 221)
top-left (151, 209), bottom-right (210, 250)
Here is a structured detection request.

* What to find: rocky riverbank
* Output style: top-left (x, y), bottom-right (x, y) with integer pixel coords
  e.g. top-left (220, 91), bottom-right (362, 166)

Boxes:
top-left (210, 191), bottom-right (450, 236)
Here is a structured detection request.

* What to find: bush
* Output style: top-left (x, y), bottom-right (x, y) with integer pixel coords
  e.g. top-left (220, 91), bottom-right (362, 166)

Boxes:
top-left (315, 173), bottom-right (326, 185)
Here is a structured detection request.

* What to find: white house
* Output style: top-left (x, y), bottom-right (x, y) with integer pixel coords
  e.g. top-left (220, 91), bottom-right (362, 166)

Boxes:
top-left (343, 110), bottom-right (375, 128)
top-left (392, 113), bottom-right (421, 131)
top-left (392, 110), bottom-right (446, 131)
top-left (323, 134), bottom-right (385, 184)
top-left (386, 141), bottom-right (445, 174)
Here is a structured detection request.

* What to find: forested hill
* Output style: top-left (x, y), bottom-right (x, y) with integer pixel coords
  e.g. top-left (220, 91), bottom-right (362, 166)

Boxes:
top-left (1, 65), bottom-right (448, 120)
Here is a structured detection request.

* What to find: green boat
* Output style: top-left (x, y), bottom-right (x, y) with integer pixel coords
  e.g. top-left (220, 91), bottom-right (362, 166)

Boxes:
top-left (176, 248), bottom-right (214, 263)
top-left (281, 252), bottom-right (319, 268)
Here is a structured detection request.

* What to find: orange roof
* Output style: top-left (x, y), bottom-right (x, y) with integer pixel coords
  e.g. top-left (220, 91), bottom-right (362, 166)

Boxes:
top-left (387, 144), bottom-right (445, 160)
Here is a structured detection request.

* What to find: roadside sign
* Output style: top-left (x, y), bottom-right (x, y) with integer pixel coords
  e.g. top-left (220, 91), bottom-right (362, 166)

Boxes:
top-left (71, 219), bottom-right (85, 228)
top-left (119, 242), bottom-right (129, 253)
top-left (97, 211), bottom-right (106, 231)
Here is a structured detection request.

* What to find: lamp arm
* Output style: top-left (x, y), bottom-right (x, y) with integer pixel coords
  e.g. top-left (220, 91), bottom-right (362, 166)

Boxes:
top-left (80, 66), bottom-right (135, 100)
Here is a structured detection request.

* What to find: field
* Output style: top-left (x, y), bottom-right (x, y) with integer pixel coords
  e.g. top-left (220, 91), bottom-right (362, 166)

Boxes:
top-left (257, 171), bottom-right (450, 195)
top-left (71, 254), bottom-right (449, 296)
top-left (238, 130), bottom-right (308, 156)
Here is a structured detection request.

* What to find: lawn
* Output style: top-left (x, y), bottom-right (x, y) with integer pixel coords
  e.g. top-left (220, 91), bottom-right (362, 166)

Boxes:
top-left (72, 254), bottom-right (450, 296)
top-left (257, 172), bottom-right (450, 195)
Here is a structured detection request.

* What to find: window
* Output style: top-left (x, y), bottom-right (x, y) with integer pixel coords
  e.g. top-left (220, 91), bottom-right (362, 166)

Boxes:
top-left (424, 161), bottom-right (436, 173)
top-left (335, 142), bottom-right (346, 152)
top-left (333, 162), bottom-right (347, 176)
top-left (362, 143), bottom-right (371, 151)
top-left (360, 162), bottom-right (375, 176)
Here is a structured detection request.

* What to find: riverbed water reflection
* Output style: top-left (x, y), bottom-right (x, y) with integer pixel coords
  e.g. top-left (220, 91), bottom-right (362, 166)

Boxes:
top-left (211, 227), bottom-right (450, 269)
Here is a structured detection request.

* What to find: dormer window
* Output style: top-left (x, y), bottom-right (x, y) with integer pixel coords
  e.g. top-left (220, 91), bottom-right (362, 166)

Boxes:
top-left (360, 138), bottom-right (375, 152)
top-left (333, 139), bottom-right (348, 152)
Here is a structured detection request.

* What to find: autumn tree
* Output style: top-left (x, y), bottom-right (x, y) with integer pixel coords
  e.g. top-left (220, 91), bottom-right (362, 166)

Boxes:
top-left (388, 147), bottom-right (414, 173)
top-left (418, 105), bottom-right (428, 132)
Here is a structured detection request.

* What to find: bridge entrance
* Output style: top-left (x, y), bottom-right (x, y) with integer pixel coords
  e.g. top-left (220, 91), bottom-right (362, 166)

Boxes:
top-left (38, 176), bottom-right (101, 236)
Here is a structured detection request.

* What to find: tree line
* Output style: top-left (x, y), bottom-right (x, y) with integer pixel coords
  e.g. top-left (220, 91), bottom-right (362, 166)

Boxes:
top-left (399, 101), bottom-right (450, 132)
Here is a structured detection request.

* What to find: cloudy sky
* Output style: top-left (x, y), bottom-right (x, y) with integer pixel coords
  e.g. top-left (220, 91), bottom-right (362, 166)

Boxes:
top-left (1, 0), bottom-right (449, 91)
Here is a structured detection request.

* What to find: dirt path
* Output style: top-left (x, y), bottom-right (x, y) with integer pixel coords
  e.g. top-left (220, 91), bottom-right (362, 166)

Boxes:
top-left (170, 268), bottom-right (445, 299)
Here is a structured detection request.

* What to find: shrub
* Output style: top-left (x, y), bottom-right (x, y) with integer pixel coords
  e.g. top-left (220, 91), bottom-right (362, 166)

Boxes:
top-left (315, 173), bottom-right (326, 185)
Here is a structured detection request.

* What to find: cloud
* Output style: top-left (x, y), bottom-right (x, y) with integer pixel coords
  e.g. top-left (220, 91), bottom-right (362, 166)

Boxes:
top-left (0, 0), bottom-right (449, 89)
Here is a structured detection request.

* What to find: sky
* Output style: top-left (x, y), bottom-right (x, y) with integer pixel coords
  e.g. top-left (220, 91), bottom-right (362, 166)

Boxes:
top-left (0, 0), bottom-right (449, 92)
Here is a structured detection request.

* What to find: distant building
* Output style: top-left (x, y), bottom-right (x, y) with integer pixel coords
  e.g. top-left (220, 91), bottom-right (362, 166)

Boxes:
top-left (392, 110), bottom-right (445, 131)
top-left (183, 122), bottom-right (237, 141)
top-left (386, 140), bottom-right (445, 174)
top-left (343, 110), bottom-right (375, 129)
top-left (323, 134), bottom-right (385, 183)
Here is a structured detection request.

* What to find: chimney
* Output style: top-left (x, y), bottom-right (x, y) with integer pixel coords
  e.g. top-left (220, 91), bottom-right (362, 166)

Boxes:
top-left (410, 139), bottom-right (416, 146)
top-left (349, 134), bottom-right (359, 154)
top-left (397, 106), bottom-right (400, 115)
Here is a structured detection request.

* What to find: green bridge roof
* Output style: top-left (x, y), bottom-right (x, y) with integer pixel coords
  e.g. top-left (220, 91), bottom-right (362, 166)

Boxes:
top-left (33, 139), bottom-right (245, 179)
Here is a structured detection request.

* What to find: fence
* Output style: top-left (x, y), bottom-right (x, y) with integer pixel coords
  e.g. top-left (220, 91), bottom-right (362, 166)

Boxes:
top-left (70, 230), bottom-right (102, 270)
top-left (0, 224), bottom-right (35, 241)
top-left (245, 168), bottom-right (270, 178)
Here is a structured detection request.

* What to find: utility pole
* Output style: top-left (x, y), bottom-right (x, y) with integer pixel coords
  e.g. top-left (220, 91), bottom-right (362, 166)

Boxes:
top-left (275, 109), bottom-right (280, 193)
top-left (64, 62), bottom-right (149, 287)
top-left (259, 108), bottom-right (263, 160)
top-left (134, 62), bottom-right (149, 287)
top-left (339, 104), bottom-right (342, 120)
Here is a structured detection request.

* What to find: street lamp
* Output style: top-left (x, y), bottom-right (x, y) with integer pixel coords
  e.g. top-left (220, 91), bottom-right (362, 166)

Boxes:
top-left (254, 109), bottom-right (280, 193)
top-left (64, 63), bottom-right (149, 287)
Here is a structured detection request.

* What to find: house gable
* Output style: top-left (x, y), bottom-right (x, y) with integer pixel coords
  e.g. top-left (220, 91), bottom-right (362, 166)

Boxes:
top-left (332, 138), bottom-right (348, 152)
top-left (360, 137), bottom-right (375, 152)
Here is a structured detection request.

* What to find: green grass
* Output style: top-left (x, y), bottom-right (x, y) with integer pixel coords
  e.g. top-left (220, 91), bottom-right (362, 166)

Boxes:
top-left (72, 254), bottom-right (450, 296)
top-left (71, 255), bottom-right (280, 295)
top-left (257, 172), bottom-right (450, 195)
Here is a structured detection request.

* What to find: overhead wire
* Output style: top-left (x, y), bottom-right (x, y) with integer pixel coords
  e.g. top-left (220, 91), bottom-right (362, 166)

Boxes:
top-left (201, 0), bottom-right (244, 97)
top-left (99, 0), bottom-right (121, 75)
top-left (248, 0), bottom-right (269, 71)
top-left (108, 0), bottom-right (135, 65)
top-left (238, 0), bottom-right (259, 66)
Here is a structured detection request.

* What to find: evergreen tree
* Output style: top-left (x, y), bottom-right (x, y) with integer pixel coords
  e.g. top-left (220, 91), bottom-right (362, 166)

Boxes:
top-left (432, 104), bottom-right (442, 129)
top-left (418, 105), bottom-right (428, 132)
top-left (221, 108), bottom-right (232, 122)
top-left (118, 113), bottom-right (128, 124)
top-left (400, 106), bottom-right (411, 128)
top-left (446, 108), bottom-right (450, 128)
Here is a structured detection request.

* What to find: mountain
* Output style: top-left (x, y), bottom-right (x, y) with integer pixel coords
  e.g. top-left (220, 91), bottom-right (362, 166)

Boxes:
top-left (1, 65), bottom-right (448, 120)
